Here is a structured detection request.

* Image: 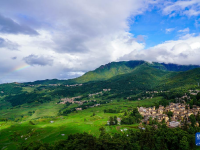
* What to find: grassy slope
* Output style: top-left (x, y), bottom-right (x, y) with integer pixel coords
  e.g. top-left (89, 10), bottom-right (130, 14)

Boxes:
top-left (158, 68), bottom-right (200, 90)
top-left (73, 60), bottom-right (145, 83)
top-left (1, 62), bottom-right (200, 149)
top-left (0, 97), bottom-right (161, 150)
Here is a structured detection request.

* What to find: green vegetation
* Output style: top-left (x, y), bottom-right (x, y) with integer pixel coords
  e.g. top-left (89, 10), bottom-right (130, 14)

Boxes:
top-left (20, 124), bottom-right (198, 150)
top-left (0, 60), bottom-right (200, 149)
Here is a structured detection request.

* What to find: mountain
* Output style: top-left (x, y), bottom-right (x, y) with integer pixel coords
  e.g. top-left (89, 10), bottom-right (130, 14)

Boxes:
top-left (69, 60), bottom-right (200, 84)
top-left (21, 60), bottom-right (200, 85)
top-left (72, 60), bottom-right (145, 83)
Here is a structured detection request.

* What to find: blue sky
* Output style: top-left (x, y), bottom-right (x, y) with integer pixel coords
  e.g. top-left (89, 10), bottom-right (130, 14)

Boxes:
top-left (129, 7), bottom-right (200, 48)
top-left (0, 0), bottom-right (200, 83)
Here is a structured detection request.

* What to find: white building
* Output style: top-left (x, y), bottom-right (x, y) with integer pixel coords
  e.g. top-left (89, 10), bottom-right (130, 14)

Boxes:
top-left (169, 121), bottom-right (180, 127)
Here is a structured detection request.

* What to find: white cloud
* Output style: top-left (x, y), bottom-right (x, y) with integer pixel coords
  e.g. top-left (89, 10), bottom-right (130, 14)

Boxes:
top-left (0, 0), bottom-right (155, 83)
top-left (162, 0), bottom-right (200, 17)
top-left (195, 18), bottom-right (200, 28)
top-left (120, 34), bottom-right (200, 65)
top-left (178, 28), bottom-right (190, 33)
top-left (1, 0), bottom-right (200, 83)
top-left (165, 28), bottom-right (175, 33)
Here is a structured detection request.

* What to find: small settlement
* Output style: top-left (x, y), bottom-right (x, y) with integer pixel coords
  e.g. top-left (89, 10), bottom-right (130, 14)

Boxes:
top-left (138, 103), bottom-right (200, 128)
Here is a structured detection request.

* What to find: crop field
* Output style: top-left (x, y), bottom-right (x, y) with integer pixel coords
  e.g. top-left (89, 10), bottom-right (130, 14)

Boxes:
top-left (0, 97), bottom-right (161, 149)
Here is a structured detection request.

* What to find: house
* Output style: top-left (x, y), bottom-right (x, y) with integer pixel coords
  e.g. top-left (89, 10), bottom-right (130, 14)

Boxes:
top-left (169, 121), bottom-right (180, 127)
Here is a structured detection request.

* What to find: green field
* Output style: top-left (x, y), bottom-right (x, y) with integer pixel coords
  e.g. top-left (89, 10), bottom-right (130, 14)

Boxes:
top-left (0, 97), bottom-right (161, 150)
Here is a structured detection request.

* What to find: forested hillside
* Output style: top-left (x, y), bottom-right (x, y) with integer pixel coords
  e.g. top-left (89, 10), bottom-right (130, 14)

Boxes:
top-left (1, 60), bottom-right (200, 150)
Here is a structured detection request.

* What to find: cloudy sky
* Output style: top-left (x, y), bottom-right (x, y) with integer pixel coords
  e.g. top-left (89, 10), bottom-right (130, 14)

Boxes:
top-left (0, 0), bottom-right (200, 83)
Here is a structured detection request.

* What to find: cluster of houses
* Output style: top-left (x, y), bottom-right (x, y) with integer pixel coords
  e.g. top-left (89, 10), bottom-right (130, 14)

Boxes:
top-left (59, 96), bottom-right (83, 104)
top-left (60, 96), bottom-right (100, 110)
top-left (49, 84), bottom-right (61, 86)
top-left (134, 91), bottom-right (170, 100)
top-left (137, 97), bottom-right (153, 100)
top-left (103, 89), bottom-right (111, 92)
top-left (27, 84), bottom-right (42, 87)
top-left (89, 89), bottom-right (111, 98)
top-left (145, 90), bottom-right (170, 94)
top-left (75, 103), bottom-right (101, 111)
top-left (26, 83), bottom-right (83, 87)
top-left (189, 90), bottom-right (200, 95)
top-left (65, 84), bottom-right (82, 87)
top-left (138, 103), bottom-right (200, 128)
top-left (89, 92), bottom-right (103, 97)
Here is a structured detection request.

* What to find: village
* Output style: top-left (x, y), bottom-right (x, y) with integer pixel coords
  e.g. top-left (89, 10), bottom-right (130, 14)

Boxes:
top-left (59, 96), bottom-right (100, 111)
top-left (138, 102), bottom-right (200, 128)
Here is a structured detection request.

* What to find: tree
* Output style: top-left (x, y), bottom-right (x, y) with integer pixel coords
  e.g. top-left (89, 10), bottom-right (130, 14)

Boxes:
top-left (149, 117), bottom-right (153, 125)
top-left (197, 92), bottom-right (200, 101)
top-left (109, 116), bottom-right (114, 125)
top-left (189, 114), bottom-right (196, 127)
top-left (167, 111), bottom-right (173, 118)
top-left (189, 99), bottom-right (193, 109)
top-left (99, 127), bottom-right (106, 135)
top-left (114, 116), bottom-right (118, 125)
top-left (124, 111), bottom-right (128, 116)
top-left (179, 136), bottom-right (189, 150)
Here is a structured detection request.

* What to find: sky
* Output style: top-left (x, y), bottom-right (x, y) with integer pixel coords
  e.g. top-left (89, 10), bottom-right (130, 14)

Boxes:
top-left (0, 0), bottom-right (200, 83)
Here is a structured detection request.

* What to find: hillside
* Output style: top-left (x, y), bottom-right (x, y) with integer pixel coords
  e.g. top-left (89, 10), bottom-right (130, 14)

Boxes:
top-left (21, 60), bottom-right (200, 85)
top-left (71, 61), bottom-right (200, 84)
top-left (1, 61), bottom-right (200, 149)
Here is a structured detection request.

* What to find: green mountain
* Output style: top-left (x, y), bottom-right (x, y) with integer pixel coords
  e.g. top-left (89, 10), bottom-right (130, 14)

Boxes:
top-left (10, 60), bottom-right (200, 86)
top-left (72, 60), bottom-right (145, 83)
top-left (69, 60), bottom-right (200, 84)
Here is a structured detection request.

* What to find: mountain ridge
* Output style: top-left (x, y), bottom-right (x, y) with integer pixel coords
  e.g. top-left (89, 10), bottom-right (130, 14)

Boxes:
top-left (19, 60), bottom-right (200, 85)
top-left (70, 60), bottom-right (200, 84)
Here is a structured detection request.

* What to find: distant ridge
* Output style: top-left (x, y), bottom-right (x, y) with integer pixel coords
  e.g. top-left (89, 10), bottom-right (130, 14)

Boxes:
top-left (22, 60), bottom-right (200, 85)
top-left (72, 60), bottom-right (200, 84)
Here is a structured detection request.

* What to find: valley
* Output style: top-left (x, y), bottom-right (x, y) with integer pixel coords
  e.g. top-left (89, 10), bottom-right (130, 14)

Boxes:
top-left (0, 60), bottom-right (200, 150)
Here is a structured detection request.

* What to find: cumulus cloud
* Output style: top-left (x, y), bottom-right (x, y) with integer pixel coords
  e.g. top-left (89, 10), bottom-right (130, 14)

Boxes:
top-left (23, 54), bottom-right (54, 66)
top-left (162, 0), bottom-right (200, 17)
top-left (0, 0), bottom-right (156, 83)
top-left (0, 37), bottom-right (19, 50)
top-left (0, 14), bottom-right (38, 35)
top-left (0, 0), bottom-right (199, 83)
top-left (119, 35), bottom-right (200, 65)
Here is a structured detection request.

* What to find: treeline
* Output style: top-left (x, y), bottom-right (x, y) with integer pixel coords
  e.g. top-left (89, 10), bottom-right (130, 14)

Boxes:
top-left (0, 83), bottom-right (23, 96)
top-left (21, 124), bottom-right (198, 150)
top-left (5, 92), bottom-right (52, 106)
top-left (104, 108), bottom-right (120, 113)
top-left (59, 100), bottom-right (110, 116)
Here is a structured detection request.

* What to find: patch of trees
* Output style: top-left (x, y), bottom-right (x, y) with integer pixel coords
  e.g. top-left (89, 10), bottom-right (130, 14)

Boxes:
top-left (0, 84), bottom-right (23, 96)
top-left (108, 116), bottom-right (118, 125)
top-left (121, 108), bottom-right (142, 125)
top-left (20, 124), bottom-right (198, 150)
top-left (5, 92), bottom-right (52, 106)
top-left (104, 109), bottom-right (120, 113)
top-left (187, 93), bottom-right (200, 108)
top-left (158, 91), bottom-right (185, 100)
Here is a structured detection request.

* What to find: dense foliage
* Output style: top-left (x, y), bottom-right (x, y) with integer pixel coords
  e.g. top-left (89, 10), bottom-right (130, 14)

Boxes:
top-left (121, 108), bottom-right (142, 125)
top-left (20, 124), bottom-right (198, 150)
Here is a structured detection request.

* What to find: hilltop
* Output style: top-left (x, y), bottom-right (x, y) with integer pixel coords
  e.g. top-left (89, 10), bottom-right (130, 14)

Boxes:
top-left (21, 60), bottom-right (200, 85)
